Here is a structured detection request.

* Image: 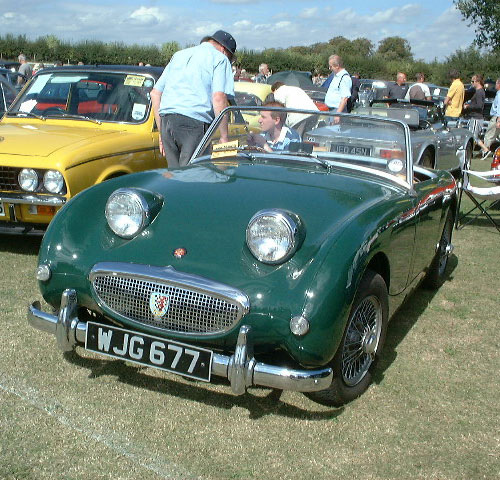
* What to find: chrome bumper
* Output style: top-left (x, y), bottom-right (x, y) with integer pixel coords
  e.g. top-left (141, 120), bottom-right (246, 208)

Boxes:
top-left (0, 193), bottom-right (66, 206)
top-left (28, 289), bottom-right (333, 394)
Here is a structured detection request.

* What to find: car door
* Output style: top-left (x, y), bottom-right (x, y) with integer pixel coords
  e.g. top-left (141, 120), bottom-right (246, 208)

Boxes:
top-left (429, 106), bottom-right (459, 170)
top-left (409, 177), bottom-right (447, 281)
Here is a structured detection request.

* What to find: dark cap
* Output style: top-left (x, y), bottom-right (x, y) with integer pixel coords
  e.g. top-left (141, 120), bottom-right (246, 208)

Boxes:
top-left (201, 30), bottom-right (237, 59)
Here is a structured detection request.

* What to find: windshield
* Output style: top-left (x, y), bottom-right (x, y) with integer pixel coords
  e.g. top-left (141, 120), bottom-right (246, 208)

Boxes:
top-left (192, 107), bottom-right (413, 186)
top-left (8, 71), bottom-right (155, 123)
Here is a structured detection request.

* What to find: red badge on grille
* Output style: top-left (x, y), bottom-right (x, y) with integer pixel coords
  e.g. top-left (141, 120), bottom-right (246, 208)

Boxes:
top-left (149, 292), bottom-right (170, 318)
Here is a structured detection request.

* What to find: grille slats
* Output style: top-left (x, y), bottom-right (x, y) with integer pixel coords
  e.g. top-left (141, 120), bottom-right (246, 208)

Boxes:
top-left (92, 273), bottom-right (241, 334)
top-left (0, 166), bottom-right (20, 191)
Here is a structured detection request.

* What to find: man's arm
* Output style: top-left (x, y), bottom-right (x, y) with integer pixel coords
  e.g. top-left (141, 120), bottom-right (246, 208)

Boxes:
top-left (336, 97), bottom-right (348, 113)
top-left (212, 91), bottom-right (229, 143)
top-left (444, 83), bottom-right (457, 106)
top-left (150, 88), bottom-right (164, 156)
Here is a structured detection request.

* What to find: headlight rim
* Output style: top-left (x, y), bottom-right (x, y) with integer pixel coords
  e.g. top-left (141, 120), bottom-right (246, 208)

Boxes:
top-left (18, 168), bottom-right (39, 192)
top-left (246, 208), bottom-right (303, 265)
top-left (43, 169), bottom-right (65, 194)
top-left (105, 188), bottom-right (151, 239)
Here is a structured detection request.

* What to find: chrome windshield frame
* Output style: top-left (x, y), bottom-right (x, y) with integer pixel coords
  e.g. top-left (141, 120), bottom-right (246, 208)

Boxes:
top-left (190, 106), bottom-right (415, 190)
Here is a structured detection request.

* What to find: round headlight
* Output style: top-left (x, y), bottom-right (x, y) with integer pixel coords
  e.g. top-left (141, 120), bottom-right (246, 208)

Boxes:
top-left (18, 168), bottom-right (39, 192)
top-left (43, 170), bottom-right (64, 193)
top-left (246, 209), bottom-right (302, 264)
top-left (105, 189), bottom-right (149, 238)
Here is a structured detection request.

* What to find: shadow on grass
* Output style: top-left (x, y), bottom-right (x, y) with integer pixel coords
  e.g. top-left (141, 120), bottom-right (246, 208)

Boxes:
top-left (0, 233), bottom-right (42, 254)
top-left (372, 253), bottom-right (459, 385)
top-left (63, 350), bottom-right (343, 420)
top-left (456, 216), bottom-right (500, 233)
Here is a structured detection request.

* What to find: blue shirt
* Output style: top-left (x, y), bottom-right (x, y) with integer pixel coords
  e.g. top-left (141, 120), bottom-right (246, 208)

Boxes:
top-left (155, 42), bottom-right (234, 123)
top-left (322, 73), bottom-right (333, 89)
top-left (262, 126), bottom-right (301, 151)
top-left (490, 90), bottom-right (500, 117)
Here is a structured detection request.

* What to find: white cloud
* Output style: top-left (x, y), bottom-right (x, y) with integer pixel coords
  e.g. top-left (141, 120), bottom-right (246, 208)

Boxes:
top-left (275, 21), bottom-right (291, 29)
top-left (128, 7), bottom-right (164, 25)
top-left (233, 20), bottom-right (251, 28)
top-left (193, 24), bottom-right (223, 37)
top-left (300, 7), bottom-right (318, 19)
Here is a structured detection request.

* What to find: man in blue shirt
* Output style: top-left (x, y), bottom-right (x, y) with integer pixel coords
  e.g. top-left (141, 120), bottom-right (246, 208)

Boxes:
top-left (481, 78), bottom-right (500, 160)
top-left (247, 102), bottom-right (301, 152)
top-left (151, 30), bottom-right (236, 167)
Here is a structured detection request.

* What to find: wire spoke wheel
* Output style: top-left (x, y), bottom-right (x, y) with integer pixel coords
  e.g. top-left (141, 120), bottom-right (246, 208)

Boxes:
top-left (341, 294), bottom-right (382, 387)
top-left (437, 218), bottom-right (452, 276)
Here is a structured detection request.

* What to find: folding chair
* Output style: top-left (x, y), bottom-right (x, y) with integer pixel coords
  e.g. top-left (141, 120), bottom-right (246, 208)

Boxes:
top-left (455, 158), bottom-right (500, 232)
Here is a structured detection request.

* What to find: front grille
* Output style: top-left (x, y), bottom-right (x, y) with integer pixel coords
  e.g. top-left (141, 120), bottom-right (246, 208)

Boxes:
top-left (0, 166), bottom-right (20, 191)
top-left (91, 270), bottom-right (246, 334)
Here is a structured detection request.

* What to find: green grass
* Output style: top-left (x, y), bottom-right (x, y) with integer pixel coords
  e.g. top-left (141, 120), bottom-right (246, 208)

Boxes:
top-left (0, 173), bottom-right (498, 480)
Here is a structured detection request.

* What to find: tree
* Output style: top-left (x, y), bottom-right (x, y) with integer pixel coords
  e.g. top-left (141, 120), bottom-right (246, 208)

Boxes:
top-left (454, 0), bottom-right (500, 51)
top-left (376, 36), bottom-right (413, 61)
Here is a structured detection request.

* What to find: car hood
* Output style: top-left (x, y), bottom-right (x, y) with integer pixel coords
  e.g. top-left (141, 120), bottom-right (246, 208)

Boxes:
top-left (42, 160), bottom-right (403, 286)
top-left (0, 122), bottom-right (122, 157)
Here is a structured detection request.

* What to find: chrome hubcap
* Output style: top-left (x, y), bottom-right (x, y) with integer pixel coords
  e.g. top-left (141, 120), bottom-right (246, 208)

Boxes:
top-left (341, 295), bottom-right (382, 387)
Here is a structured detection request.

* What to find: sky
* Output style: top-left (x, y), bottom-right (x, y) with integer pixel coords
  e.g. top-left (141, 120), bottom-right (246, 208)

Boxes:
top-left (0, 0), bottom-right (478, 62)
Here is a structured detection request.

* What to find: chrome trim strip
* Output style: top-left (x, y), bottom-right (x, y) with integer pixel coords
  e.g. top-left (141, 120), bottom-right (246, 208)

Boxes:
top-left (0, 193), bottom-right (66, 206)
top-left (27, 293), bottom-right (333, 394)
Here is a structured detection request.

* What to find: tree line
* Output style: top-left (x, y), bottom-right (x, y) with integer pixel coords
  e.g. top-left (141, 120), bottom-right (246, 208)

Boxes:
top-left (1, 33), bottom-right (499, 86)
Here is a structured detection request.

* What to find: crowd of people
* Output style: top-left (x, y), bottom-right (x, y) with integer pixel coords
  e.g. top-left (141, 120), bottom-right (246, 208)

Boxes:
top-left (11, 36), bottom-right (500, 159)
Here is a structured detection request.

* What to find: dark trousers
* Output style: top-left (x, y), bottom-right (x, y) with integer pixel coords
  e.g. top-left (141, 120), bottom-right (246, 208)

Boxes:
top-left (160, 114), bottom-right (209, 168)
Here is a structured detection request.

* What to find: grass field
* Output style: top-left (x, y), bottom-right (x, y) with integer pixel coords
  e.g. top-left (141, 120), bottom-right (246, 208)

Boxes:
top-left (0, 165), bottom-right (499, 480)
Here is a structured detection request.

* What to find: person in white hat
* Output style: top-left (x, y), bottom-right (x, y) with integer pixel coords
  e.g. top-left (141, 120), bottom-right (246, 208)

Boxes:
top-left (151, 30), bottom-right (236, 167)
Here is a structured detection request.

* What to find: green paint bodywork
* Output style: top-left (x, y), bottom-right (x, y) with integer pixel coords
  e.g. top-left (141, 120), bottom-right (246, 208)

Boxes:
top-left (37, 158), bottom-right (456, 368)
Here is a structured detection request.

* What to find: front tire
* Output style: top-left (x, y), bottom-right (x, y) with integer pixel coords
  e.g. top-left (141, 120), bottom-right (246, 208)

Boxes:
top-left (305, 270), bottom-right (388, 407)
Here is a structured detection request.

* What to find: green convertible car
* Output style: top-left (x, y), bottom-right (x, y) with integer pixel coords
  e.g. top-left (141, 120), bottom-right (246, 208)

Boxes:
top-left (28, 107), bottom-right (457, 406)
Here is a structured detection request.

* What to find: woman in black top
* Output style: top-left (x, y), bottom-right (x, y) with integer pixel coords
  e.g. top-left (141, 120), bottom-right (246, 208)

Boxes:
top-left (463, 74), bottom-right (489, 157)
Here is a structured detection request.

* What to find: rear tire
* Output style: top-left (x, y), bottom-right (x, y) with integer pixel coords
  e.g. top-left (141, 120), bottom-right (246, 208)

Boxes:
top-left (305, 270), bottom-right (388, 407)
top-left (423, 211), bottom-right (453, 289)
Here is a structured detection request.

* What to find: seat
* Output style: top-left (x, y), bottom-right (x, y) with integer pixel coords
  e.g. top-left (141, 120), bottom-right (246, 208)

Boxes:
top-left (455, 155), bottom-right (500, 232)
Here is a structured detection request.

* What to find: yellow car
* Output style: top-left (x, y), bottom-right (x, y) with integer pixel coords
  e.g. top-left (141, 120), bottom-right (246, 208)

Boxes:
top-left (0, 65), bottom-right (164, 233)
top-left (232, 82), bottom-right (273, 133)
top-left (234, 81), bottom-right (272, 106)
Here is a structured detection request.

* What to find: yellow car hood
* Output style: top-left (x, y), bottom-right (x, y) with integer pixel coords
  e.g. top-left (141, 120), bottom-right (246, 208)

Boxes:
top-left (0, 123), bottom-right (121, 157)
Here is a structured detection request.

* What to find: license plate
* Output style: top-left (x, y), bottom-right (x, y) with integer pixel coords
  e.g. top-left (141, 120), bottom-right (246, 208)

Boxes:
top-left (85, 322), bottom-right (213, 382)
top-left (330, 144), bottom-right (372, 156)
top-left (0, 203), bottom-right (5, 217)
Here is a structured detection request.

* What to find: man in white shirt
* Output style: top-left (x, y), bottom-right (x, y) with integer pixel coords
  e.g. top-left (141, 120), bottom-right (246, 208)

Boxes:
top-left (324, 55), bottom-right (352, 114)
top-left (271, 82), bottom-right (318, 135)
top-left (405, 73), bottom-right (432, 101)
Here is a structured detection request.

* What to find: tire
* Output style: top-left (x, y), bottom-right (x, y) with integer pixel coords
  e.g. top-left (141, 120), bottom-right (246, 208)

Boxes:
top-left (305, 270), bottom-right (388, 407)
top-left (421, 150), bottom-right (434, 169)
top-left (423, 211), bottom-right (453, 289)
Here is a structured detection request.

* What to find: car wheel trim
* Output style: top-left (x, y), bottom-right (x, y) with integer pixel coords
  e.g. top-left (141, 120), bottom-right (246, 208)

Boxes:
top-left (437, 219), bottom-right (452, 276)
top-left (341, 294), bottom-right (382, 387)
